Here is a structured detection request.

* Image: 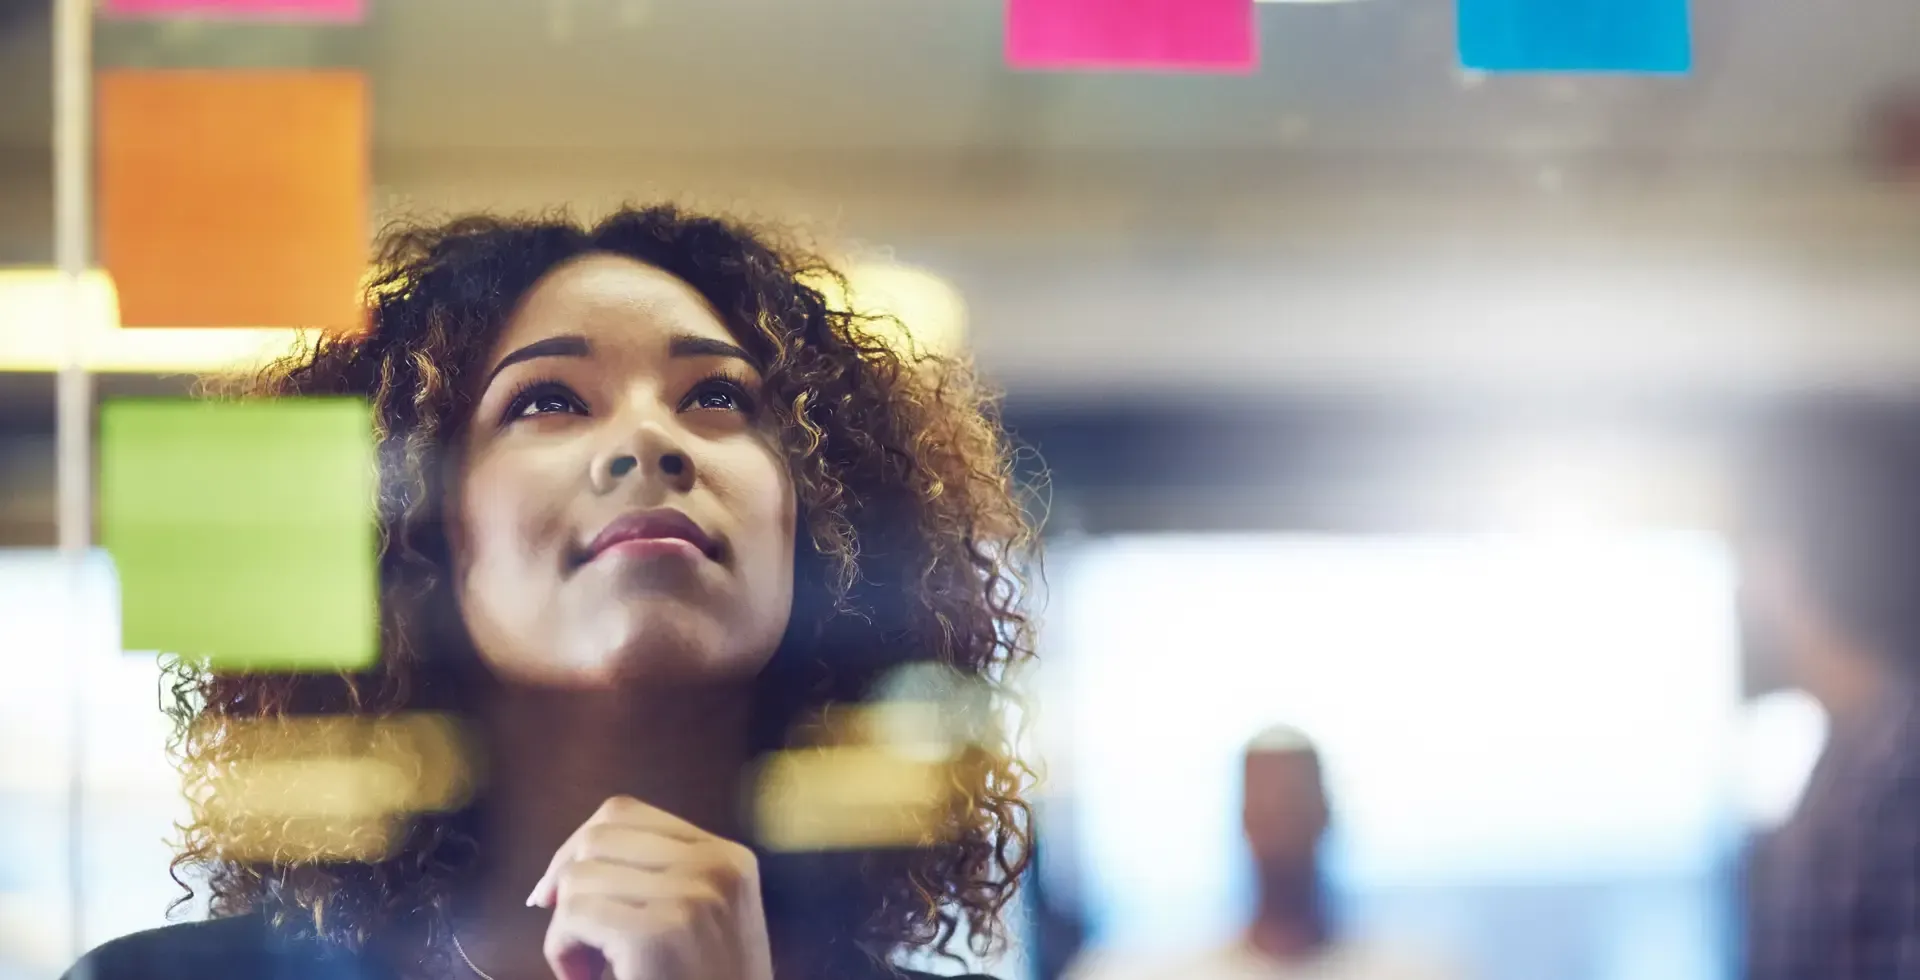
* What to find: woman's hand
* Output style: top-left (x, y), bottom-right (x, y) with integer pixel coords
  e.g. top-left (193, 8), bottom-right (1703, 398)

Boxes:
top-left (528, 796), bottom-right (774, 980)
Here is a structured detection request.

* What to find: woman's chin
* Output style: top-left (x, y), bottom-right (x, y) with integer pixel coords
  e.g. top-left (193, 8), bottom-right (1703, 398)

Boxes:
top-left (569, 620), bottom-right (768, 688)
top-left (471, 598), bottom-right (780, 690)
top-left (487, 650), bottom-right (744, 690)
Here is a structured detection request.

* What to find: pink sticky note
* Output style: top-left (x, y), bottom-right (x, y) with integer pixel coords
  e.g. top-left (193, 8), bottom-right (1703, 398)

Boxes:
top-left (1007, 0), bottom-right (1256, 74)
top-left (104, 0), bottom-right (364, 21)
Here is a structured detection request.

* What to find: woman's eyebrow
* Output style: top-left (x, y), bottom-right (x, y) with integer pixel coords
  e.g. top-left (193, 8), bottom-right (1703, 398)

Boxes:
top-left (668, 334), bottom-right (752, 364)
top-left (484, 334), bottom-right (592, 388)
top-left (481, 333), bottom-right (751, 393)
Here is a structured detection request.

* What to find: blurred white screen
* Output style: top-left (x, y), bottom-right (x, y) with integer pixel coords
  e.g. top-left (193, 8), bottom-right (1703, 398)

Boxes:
top-left (1038, 532), bottom-right (1741, 955)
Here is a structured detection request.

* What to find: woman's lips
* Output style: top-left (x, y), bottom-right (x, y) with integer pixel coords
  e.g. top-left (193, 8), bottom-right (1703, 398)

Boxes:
top-left (583, 508), bottom-right (720, 563)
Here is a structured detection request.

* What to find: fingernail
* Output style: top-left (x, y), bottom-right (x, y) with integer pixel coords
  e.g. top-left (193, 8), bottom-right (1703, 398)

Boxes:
top-left (525, 882), bottom-right (544, 908)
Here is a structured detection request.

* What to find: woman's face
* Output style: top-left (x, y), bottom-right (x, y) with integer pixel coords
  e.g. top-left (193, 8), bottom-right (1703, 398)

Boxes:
top-left (447, 253), bottom-right (797, 687)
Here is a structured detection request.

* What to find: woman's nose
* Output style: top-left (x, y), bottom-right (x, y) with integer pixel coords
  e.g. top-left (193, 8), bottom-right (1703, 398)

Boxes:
top-left (591, 429), bottom-right (694, 495)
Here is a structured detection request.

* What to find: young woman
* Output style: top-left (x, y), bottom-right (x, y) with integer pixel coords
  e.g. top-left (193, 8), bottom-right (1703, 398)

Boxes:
top-left (66, 206), bottom-right (1038, 980)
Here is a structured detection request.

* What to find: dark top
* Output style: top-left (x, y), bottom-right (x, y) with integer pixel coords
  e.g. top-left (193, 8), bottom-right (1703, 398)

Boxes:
top-left (62, 914), bottom-right (994, 980)
top-left (1744, 686), bottom-right (1920, 979)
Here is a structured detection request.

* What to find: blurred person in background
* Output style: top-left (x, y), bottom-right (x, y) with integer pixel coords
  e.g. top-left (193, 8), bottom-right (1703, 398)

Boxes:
top-left (1737, 399), bottom-right (1920, 979)
top-left (1068, 726), bottom-right (1456, 980)
top-left (63, 206), bottom-right (1038, 980)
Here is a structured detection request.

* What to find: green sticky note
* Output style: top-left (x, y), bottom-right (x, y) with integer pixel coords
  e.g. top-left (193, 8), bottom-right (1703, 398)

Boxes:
top-left (101, 398), bottom-right (377, 672)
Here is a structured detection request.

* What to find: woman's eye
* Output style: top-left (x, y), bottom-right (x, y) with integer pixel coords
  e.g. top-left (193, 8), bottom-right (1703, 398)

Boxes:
top-left (684, 378), bottom-right (755, 414)
top-left (504, 384), bottom-right (585, 422)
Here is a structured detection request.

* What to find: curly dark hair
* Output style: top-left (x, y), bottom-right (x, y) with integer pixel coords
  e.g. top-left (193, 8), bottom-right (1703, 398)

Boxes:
top-left (163, 205), bottom-right (1041, 979)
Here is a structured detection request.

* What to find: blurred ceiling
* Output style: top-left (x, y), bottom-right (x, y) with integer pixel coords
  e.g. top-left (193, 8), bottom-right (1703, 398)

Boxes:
top-left (1, 0), bottom-right (1918, 401)
top-left (361, 0), bottom-right (1911, 164)
top-left (0, 0), bottom-right (1914, 162)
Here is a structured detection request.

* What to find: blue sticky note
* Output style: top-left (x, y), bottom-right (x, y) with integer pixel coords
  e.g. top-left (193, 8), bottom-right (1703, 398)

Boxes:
top-left (1460, 0), bottom-right (1691, 73)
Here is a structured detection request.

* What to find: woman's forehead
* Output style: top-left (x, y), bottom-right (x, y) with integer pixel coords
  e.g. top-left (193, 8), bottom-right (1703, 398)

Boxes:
top-left (491, 252), bottom-right (733, 356)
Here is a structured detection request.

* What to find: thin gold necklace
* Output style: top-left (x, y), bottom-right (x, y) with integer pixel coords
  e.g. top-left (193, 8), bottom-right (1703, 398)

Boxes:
top-left (451, 933), bottom-right (498, 980)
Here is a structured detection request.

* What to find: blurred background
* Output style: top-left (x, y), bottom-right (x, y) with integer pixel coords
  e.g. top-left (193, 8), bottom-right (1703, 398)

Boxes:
top-left (4, 0), bottom-right (1920, 978)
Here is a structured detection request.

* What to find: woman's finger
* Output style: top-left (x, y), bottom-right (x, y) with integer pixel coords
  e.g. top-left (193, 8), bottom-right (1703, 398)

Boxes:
top-left (545, 895), bottom-right (704, 980)
top-left (587, 795), bottom-right (712, 841)
top-left (529, 815), bottom-right (704, 906)
top-left (551, 858), bottom-right (730, 909)
top-left (529, 836), bottom-right (729, 910)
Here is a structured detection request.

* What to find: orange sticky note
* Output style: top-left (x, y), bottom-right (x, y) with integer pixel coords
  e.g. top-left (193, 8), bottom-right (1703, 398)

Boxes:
top-left (98, 70), bottom-right (368, 330)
